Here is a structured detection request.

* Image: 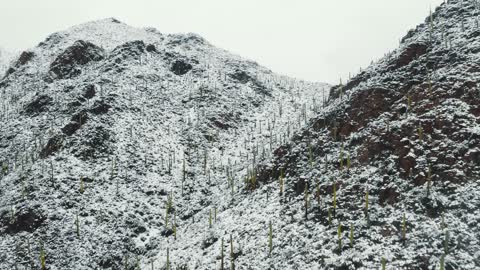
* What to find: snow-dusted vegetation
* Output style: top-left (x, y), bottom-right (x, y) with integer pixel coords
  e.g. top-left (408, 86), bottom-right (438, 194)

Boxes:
top-left (0, 0), bottom-right (479, 269)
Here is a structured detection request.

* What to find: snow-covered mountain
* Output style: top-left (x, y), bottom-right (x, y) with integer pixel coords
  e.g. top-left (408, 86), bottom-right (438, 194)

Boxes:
top-left (252, 0), bottom-right (480, 269)
top-left (1, 0), bottom-right (480, 269)
top-left (0, 18), bottom-right (327, 269)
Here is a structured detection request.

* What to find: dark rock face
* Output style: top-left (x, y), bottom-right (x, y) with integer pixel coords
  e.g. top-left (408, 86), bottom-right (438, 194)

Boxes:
top-left (40, 135), bottom-right (64, 158)
top-left (171, 60), bottom-right (192, 75)
top-left (25, 94), bottom-right (52, 115)
top-left (389, 43), bottom-right (428, 71)
top-left (16, 51), bottom-right (35, 66)
top-left (82, 84), bottom-right (96, 99)
top-left (74, 126), bottom-right (113, 160)
top-left (379, 187), bottom-right (400, 206)
top-left (90, 100), bottom-right (111, 115)
top-left (340, 87), bottom-right (396, 137)
top-left (229, 69), bottom-right (271, 97)
top-left (1, 206), bottom-right (46, 234)
top-left (146, 44), bottom-right (157, 53)
top-left (230, 70), bottom-right (251, 84)
top-left (62, 111), bottom-right (89, 136)
top-left (2, 51), bottom-right (35, 79)
top-left (50, 40), bottom-right (104, 79)
top-left (109, 40), bottom-right (145, 63)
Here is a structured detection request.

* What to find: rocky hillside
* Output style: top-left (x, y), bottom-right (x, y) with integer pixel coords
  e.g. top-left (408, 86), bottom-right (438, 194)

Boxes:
top-left (1, 1), bottom-right (479, 269)
top-left (0, 18), bottom-right (328, 269)
top-left (252, 0), bottom-right (480, 269)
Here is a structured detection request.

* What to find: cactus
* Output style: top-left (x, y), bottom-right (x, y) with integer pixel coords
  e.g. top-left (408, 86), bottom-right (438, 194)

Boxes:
top-left (328, 208), bottom-right (332, 226)
top-left (439, 254), bottom-right (445, 270)
top-left (381, 257), bottom-right (386, 270)
top-left (124, 254), bottom-right (129, 270)
top-left (337, 223), bottom-right (342, 251)
top-left (40, 245), bottom-right (46, 270)
top-left (279, 169), bottom-right (284, 196)
top-left (444, 230), bottom-right (449, 254)
top-left (339, 147), bottom-right (344, 170)
top-left (346, 154), bottom-right (351, 171)
top-left (79, 177), bottom-right (85, 194)
top-left (308, 143), bottom-right (313, 168)
top-left (209, 209), bottom-right (212, 228)
top-left (304, 184), bottom-right (309, 219)
top-left (173, 213), bottom-right (177, 240)
top-left (75, 213), bottom-right (80, 237)
top-left (136, 255), bottom-right (141, 270)
top-left (221, 238), bottom-right (224, 270)
top-left (269, 220), bottom-right (273, 256)
top-left (166, 248), bottom-right (170, 270)
top-left (365, 190), bottom-right (369, 219)
top-left (165, 208), bottom-right (169, 230)
top-left (407, 94), bottom-right (412, 113)
top-left (427, 165), bottom-right (432, 197)
top-left (332, 182), bottom-right (337, 215)
top-left (182, 158), bottom-right (186, 195)
top-left (418, 126), bottom-right (424, 141)
top-left (349, 224), bottom-right (354, 248)
top-left (230, 234), bottom-right (235, 270)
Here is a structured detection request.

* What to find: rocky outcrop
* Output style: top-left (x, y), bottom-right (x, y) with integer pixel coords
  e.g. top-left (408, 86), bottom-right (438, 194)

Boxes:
top-left (170, 59), bottom-right (192, 75)
top-left (50, 40), bottom-right (104, 79)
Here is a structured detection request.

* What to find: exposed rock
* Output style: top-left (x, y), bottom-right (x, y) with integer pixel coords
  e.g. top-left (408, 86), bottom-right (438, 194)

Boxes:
top-left (25, 94), bottom-right (52, 115)
top-left (15, 51), bottom-right (35, 67)
top-left (146, 44), bottom-right (157, 52)
top-left (61, 110), bottom-right (88, 136)
top-left (90, 100), bottom-right (111, 115)
top-left (171, 59), bottom-right (192, 75)
top-left (109, 40), bottom-right (145, 64)
top-left (389, 42), bottom-right (428, 71)
top-left (40, 135), bottom-right (64, 158)
top-left (83, 84), bottom-right (96, 99)
top-left (50, 40), bottom-right (104, 79)
top-left (379, 187), bottom-right (400, 206)
top-left (1, 206), bottom-right (46, 234)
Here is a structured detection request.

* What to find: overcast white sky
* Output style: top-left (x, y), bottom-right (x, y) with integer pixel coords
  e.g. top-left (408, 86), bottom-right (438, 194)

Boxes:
top-left (0, 0), bottom-right (443, 84)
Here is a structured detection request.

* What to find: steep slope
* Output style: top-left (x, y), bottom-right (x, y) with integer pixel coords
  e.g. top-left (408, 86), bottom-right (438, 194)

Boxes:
top-left (244, 0), bottom-right (480, 269)
top-left (0, 18), bottom-right (328, 269)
